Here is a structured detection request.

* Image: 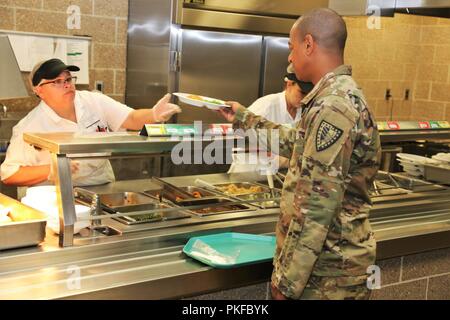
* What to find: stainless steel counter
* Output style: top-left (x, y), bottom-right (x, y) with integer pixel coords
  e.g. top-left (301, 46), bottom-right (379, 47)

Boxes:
top-left (2, 173), bottom-right (450, 300)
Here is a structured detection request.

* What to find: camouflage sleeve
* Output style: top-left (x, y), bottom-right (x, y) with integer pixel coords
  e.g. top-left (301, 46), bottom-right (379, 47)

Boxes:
top-left (271, 96), bottom-right (358, 299)
top-left (234, 106), bottom-right (299, 159)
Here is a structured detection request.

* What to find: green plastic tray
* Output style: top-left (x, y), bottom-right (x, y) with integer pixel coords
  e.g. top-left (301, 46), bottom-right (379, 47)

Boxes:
top-left (183, 232), bottom-right (276, 268)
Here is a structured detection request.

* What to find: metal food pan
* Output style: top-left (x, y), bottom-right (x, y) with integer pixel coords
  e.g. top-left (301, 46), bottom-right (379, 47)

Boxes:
top-left (143, 188), bottom-right (191, 203)
top-left (213, 182), bottom-right (271, 196)
top-left (99, 192), bottom-right (156, 209)
top-left (0, 194), bottom-right (46, 250)
top-left (177, 186), bottom-right (218, 198)
top-left (176, 197), bottom-right (254, 216)
top-left (234, 191), bottom-right (281, 208)
top-left (112, 202), bottom-right (190, 225)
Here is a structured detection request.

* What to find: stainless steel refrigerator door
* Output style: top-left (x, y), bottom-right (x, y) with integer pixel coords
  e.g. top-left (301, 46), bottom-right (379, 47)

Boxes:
top-left (126, 0), bottom-right (173, 108)
top-left (177, 29), bottom-right (263, 123)
top-left (261, 36), bottom-right (289, 96)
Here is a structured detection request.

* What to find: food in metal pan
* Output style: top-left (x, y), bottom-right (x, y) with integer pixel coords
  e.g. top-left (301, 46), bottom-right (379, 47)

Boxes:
top-left (218, 184), bottom-right (264, 195)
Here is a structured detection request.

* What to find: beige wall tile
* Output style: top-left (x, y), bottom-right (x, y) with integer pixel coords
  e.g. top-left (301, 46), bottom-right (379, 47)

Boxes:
top-left (385, 24), bottom-right (411, 44)
top-left (352, 62), bottom-right (380, 80)
top-left (376, 100), bottom-right (392, 118)
top-left (379, 62), bottom-right (405, 81)
top-left (395, 44), bottom-right (419, 64)
top-left (438, 18), bottom-right (450, 26)
top-left (421, 16), bottom-right (440, 25)
top-left (417, 64), bottom-right (448, 82)
top-left (91, 69), bottom-right (114, 94)
top-left (345, 42), bottom-right (369, 63)
top-left (70, 15), bottom-right (115, 44)
top-left (392, 99), bottom-right (412, 119)
top-left (7, 0), bottom-right (41, 8)
top-left (431, 82), bottom-right (450, 102)
top-left (94, 0), bottom-right (128, 18)
top-left (414, 82), bottom-right (431, 100)
top-left (434, 45), bottom-right (450, 65)
top-left (117, 18), bottom-right (127, 45)
top-left (362, 80), bottom-right (390, 100)
top-left (409, 24), bottom-right (421, 43)
top-left (16, 8), bottom-right (67, 34)
top-left (367, 41), bottom-right (396, 62)
top-left (415, 45), bottom-right (435, 64)
top-left (114, 70), bottom-right (125, 95)
top-left (94, 43), bottom-right (126, 69)
top-left (0, 7), bottom-right (14, 29)
top-left (421, 26), bottom-right (450, 45)
top-left (404, 64), bottom-right (418, 82)
top-left (390, 81), bottom-right (413, 100)
top-left (445, 104), bottom-right (450, 121)
top-left (44, 0), bottom-right (92, 15)
top-left (410, 100), bottom-right (445, 120)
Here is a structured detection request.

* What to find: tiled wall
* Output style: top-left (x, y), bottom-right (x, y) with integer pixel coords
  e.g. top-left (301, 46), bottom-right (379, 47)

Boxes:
top-left (372, 248), bottom-right (450, 300)
top-left (188, 250), bottom-right (450, 300)
top-left (0, 0), bottom-right (128, 111)
top-left (344, 14), bottom-right (450, 122)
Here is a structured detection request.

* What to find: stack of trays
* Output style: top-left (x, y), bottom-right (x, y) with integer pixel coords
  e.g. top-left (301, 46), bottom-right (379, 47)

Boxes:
top-left (432, 153), bottom-right (450, 166)
top-left (396, 153), bottom-right (435, 178)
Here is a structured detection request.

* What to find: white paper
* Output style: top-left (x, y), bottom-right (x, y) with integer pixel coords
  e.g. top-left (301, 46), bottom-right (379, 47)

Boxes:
top-left (53, 38), bottom-right (67, 62)
top-left (6, 33), bottom-right (89, 84)
top-left (67, 40), bottom-right (89, 84)
top-left (7, 35), bottom-right (31, 71)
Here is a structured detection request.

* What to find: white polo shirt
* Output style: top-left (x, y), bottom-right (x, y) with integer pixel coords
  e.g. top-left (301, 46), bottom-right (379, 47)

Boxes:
top-left (1, 90), bottom-right (133, 187)
top-left (248, 91), bottom-right (302, 125)
top-left (228, 91), bottom-right (302, 177)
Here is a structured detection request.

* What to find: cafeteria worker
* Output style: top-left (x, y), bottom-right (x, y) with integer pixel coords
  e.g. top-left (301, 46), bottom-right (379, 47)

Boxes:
top-left (0, 59), bottom-right (181, 192)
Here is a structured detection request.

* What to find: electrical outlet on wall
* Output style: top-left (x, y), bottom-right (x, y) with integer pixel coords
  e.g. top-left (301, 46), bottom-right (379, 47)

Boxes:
top-left (95, 81), bottom-right (104, 93)
top-left (385, 89), bottom-right (392, 101)
top-left (404, 89), bottom-right (410, 100)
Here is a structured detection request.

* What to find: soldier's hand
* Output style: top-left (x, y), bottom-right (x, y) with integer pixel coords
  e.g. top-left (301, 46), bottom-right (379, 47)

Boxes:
top-left (217, 101), bottom-right (243, 122)
top-left (271, 283), bottom-right (288, 300)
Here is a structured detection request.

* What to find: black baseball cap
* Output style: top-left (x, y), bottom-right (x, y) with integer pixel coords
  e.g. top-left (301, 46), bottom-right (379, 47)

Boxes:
top-left (31, 58), bottom-right (80, 86)
top-left (285, 64), bottom-right (314, 94)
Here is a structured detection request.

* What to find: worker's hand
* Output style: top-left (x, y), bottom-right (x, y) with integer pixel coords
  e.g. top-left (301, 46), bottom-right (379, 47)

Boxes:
top-left (153, 93), bottom-right (181, 122)
top-left (217, 101), bottom-right (243, 122)
top-left (47, 161), bottom-right (80, 182)
top-left (271, 283), bottom-right (288, 300)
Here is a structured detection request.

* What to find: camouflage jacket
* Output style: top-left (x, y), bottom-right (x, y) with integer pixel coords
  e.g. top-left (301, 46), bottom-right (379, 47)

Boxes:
top-left (233, 65), bottom-right (381, 299)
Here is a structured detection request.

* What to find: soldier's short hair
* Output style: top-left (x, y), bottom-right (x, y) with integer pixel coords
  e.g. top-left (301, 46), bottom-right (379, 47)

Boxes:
top-left (295, 8), bottom-right (347, 55)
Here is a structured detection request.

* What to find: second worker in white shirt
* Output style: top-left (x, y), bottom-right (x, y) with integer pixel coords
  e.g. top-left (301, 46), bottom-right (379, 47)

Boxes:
top-left (228, 67), bottom-right (313, 178)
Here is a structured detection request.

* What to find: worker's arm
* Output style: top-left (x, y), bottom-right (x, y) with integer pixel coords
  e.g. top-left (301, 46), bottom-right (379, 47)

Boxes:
top-left (2, 165), bottom-right (51, 186)
top-left (219, 102), bottom-right (300, 159)
top-left (121, 94), bottom-right (181, 130)
top-left (271, 97), bottom-right (357, 299)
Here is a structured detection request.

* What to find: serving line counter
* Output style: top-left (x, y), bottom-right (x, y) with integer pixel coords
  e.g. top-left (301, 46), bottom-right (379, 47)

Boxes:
top-left (1, 131), bottom-right (450, 299)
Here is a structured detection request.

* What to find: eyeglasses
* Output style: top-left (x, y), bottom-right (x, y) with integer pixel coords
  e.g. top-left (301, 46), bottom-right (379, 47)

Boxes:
top-left (39, 76), bottom-right (77, 88)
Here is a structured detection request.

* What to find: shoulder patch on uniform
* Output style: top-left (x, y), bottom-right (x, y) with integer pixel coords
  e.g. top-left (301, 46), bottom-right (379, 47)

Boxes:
top-left (316, 120), bottom-right (343, 152)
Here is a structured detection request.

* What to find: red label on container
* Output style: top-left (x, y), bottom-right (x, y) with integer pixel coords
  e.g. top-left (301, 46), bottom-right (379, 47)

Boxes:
top-left (418, 121), bottom-right (431, 129)
top-left (387, 121), bottom-right (400, 130)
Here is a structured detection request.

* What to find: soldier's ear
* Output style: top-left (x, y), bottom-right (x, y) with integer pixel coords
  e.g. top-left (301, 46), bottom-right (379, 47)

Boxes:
top-left (304, 34), bottom-right (314, 55)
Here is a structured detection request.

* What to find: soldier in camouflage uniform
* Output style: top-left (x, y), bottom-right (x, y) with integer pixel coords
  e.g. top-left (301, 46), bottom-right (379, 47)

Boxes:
top-left (219, 8), bottom-right (381, 300)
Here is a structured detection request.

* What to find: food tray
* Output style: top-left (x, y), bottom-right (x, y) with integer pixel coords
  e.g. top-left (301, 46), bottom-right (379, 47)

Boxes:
top-left (0, 194), bottom-right (46, 250)
top-left (423, 164), bottom-right (450, 184)
top-left (183, 232), bottom-right (276, 268)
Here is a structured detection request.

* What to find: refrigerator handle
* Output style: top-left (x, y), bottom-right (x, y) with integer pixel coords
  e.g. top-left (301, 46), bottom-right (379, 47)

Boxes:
top-left (170, 51), bottom-right (181, 72)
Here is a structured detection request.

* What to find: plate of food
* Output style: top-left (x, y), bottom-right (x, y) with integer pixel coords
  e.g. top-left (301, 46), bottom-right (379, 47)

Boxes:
top-left (173, 92), bottom-right (229, 110)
